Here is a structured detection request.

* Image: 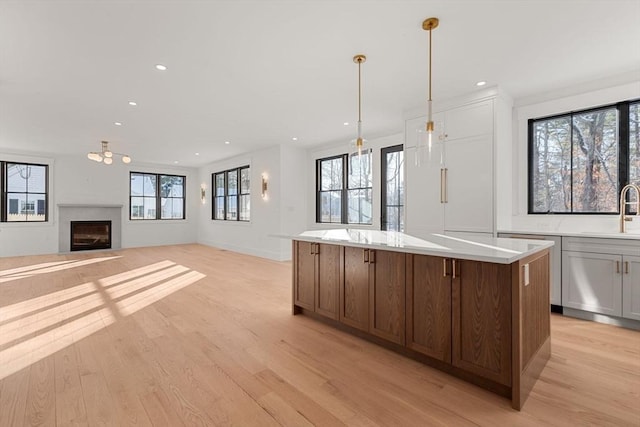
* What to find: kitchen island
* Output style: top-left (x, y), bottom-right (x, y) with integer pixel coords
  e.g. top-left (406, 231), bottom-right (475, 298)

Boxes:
top-left (291, 229), bottom-right (553, 410)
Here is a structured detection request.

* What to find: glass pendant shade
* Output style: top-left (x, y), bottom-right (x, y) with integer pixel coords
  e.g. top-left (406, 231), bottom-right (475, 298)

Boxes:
top-left (87, 140), bottom-right (131, 165)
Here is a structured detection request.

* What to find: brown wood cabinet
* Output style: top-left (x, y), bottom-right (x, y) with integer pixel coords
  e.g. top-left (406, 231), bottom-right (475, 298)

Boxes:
top-left (292, 239), bottom-right (551, 411)
top-left (452, 259), bottom-right (512, 386)
top-left (369, 249), bottom-right (405, 345)
top-left (293, 241), bottom-right (341, 319)
top-left (341, 246), bottom-right (370, 331)
top-left (406, 255), bottom-right (451, 362)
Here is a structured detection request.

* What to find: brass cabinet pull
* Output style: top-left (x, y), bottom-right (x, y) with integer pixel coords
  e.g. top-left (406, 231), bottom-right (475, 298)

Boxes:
top-left (443, 259), bottom-right (448, 277)
top-left (443, 168), bottom-right (448, 203)
top-left (616, 260), bottom-right (620, 274)
top-left (452, 259), bottom-right (457, 279)
top-left (369, 250), bottom-right (375, 264)
top-left (440, 169), bottom-right (446, 204)
top-left (625, 261), bottom-right (629, 274)
top-left (363, 249), bottom-right (369, 263)
top-left (310, 243), bottom-right (315, 255)
top-left (315, 243), bottom-right (320, 255)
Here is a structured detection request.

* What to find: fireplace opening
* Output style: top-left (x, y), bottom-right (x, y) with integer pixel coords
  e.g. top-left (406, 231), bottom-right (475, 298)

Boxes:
top-left (70, 220), bottom-right (112, 251)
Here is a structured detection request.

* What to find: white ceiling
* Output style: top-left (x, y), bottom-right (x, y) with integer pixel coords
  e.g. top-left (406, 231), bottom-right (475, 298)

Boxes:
top-left (1, 0), bottom-right (639, 167)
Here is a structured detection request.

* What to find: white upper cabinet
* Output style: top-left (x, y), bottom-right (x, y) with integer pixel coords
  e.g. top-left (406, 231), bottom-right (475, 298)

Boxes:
top-left (404, 95), bottom-right (504, 238)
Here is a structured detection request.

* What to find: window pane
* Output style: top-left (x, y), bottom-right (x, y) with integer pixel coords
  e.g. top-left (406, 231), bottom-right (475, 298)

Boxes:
top-left (348, 150), bottom-right (372, 188)
top-left (143, 175), bottom-right (156, 197)
top-left (571, 108), bottom-right (618, 212)
top-left (348, 189), bottom-right (372, 224)
top-left (239, 194), bottom-right (250, 221)
top-left (531, 117), bottom-right (571, 213)
top-left (144, 198), bottom-right (156, 219)
top-left (241, 168), bottom-right (250, 193)
top-left (226, 195), bottom-right (238, 220)
top-left (26, 165), bottom-right (46, 193)
top-left (161, 175), bottom-right (183, 197)
top-left (214, 197), bottom-right (225, 219)
top-left (7, 164), bottom-right (27, 192)
top-left (163, 198), bottom-right (184, 219)
top-left (131, 197), bottom-right (144, 219)
top-left (319, 191), bottom-right (341, 223)
top-left (321, 158), bottom-right (342, 191)
top-left (7, 193), bottom-right (26, 221)
top-left (27, 194), bottom-right (46, 221)
top-left (131, 174), bottom-right (144, 196)
top-left (631, 102), bottom-right (640, 184)
top-left (215, 174), bottom-right (225, 196)
top-left (227, 170), bottom-right (238, 196)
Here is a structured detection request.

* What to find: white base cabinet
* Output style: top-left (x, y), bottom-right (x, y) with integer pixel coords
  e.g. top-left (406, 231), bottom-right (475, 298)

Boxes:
top-left (561, 237), bottom-right (640, 320)
top-left (622, 255), bottom-right (640, 320)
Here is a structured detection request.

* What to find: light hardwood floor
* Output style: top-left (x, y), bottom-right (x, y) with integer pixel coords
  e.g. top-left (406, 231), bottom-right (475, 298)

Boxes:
top-left (0, 244), bottom-right (638, 426)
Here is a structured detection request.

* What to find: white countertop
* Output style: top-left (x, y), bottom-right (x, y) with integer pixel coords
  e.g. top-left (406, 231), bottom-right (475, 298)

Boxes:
top-left (293, 229), bottom-right (553, 264)
top-left (497, 228), bottom-right (640, 240)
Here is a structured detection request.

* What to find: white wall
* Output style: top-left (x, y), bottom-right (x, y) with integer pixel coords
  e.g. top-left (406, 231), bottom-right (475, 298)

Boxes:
top-left (0, 151), bottom-right (198, 257)
top-left (197, 144), bottom-right (307, 261)
top-left (507, 79), bottom-right (640, 233)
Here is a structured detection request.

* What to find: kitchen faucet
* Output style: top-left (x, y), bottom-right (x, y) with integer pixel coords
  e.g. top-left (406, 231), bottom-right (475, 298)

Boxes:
top-left (619, 184), bottom-right (640, 233)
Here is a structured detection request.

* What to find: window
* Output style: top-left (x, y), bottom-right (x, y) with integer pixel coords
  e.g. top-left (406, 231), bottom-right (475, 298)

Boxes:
top-left (1, 162), bottom-right (48, 222)
top-left (529, 100), bottom-right (639, 214)
top-left (381, 145), bottom-right (404, 231)
top-left (212, 166), bottom-right (250, 221)
top-left (130, 172), bottom-right (185, 220)
top-left (316, 150), bottom-right (372, 224)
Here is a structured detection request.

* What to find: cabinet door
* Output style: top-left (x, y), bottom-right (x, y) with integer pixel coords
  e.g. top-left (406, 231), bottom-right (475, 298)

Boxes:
top-left (406, 255), bottom-right (451, 362)
top-left (341, 246), bottom-right (370, 331)
top-left (443, 99), bottom-right (493, 141)
top-left (315, 243), bottom-right (341, 319)
top-left (452, 259), bottom-right (511, 386)
top-left (294, 241), bottom-right (316, 311)
top-left (622, 255), bottom-right (640, 321)
top-left (443, 134), bottom-right (493, 234)
top-left (562, 251), bottom-right (622, 316)
top-left (369, 250), bottom-right (406, 344)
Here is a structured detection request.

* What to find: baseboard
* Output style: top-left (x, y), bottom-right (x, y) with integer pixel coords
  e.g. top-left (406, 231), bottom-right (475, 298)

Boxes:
top-left (562, 307), bottom-right (640, 331)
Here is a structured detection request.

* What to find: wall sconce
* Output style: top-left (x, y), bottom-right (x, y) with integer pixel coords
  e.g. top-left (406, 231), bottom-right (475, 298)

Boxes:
top-left (261, 174), bottom-right (268, 200)
top-left (200, 183), bottom-right (207, 204)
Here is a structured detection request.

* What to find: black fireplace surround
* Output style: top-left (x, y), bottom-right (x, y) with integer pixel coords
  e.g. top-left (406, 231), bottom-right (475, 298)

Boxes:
top-left (70, 220), bottom-right (112, 251)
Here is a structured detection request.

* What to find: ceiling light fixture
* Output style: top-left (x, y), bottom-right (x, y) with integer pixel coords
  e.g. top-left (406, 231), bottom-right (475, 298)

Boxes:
top-left (224, 141), bottom-right (230, 145)
top-left (344, 122), bottom-right (349, 126)
top-left (351, 54), bottom-right (366, 156)
top-left (128, 101), bottom-right (137, 106)
top-left (87, 141), bottom-right (132, 165)
top-left (114, 122), bottom-right (122, 126)
top-left (476, 81), bottom-right (487, 87)
top-left (292, 137), bottom-right (298, 141)
top-left (155, 64), bottom-right (167, 71)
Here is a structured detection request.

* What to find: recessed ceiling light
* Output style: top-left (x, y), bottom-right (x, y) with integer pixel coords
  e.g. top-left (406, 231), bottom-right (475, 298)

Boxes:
top-left (224, 141), bottom-right (230, 145)
top-left (174, 160), bottom-right (179, 164)
top-left (343, 122), bottom-right (349, 126)
top-left (114, 122), bottom-right (122, 126)
top-left (128, 101), bottom-right (137, 106)
top-left (292, 137), bottom-right (298, 141)
top-left (476, 81), bottom-right (487, 87)
top-left (155, 64), bottom-right (167, 71)
top-left (195, 152), bottom-right (200, 156)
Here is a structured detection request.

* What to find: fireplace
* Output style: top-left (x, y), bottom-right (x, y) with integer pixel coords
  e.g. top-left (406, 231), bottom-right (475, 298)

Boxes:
top-left (70, 220), bottom-right (112, 251)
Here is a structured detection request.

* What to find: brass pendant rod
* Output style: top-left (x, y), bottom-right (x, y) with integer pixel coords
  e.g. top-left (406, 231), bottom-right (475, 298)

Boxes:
top-left (428, 26), bottom-right (432, 102)
top-left (358, 59), bottom-right (362, 122)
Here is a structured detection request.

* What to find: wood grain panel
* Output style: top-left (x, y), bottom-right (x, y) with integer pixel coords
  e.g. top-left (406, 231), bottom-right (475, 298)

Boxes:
top-left (521, 253), bottom-right (550, 366)
top-left (369, 250), bottom-right (406, 344)
top-left (293, 241), bottom-right (315, 311)
top-left (341, 246), bottom-right (369, 331)
top-left (315, 244), bottom-right (341, 319)
top-left (452, 260), bottom-right (511, 386)
top-left (406, 255), bottom-right (451, 362)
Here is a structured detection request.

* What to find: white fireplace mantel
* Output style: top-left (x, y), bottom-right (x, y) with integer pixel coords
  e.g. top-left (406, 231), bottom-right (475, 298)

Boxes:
top-left (58, 204), bottom-right (123, 253)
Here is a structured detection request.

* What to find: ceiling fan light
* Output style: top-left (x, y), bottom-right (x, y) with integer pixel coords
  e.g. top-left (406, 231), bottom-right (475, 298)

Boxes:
top-left (122, 155), bottom-right (131, 164)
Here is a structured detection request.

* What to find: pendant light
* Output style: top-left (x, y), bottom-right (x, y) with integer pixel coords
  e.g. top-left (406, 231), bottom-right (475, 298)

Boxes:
top-left (351, 54), bottom-right (366, 156)
top-left (417, 17), bottom-right (440, 166)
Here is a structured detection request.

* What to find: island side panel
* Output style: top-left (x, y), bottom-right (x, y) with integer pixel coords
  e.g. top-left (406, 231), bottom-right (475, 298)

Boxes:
top-left (511, 248), bottom-right (551, 410)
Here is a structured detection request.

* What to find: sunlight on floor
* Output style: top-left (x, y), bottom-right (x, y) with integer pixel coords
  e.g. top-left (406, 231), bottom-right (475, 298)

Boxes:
top-left (0, 258), bottom-right (205, 380)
